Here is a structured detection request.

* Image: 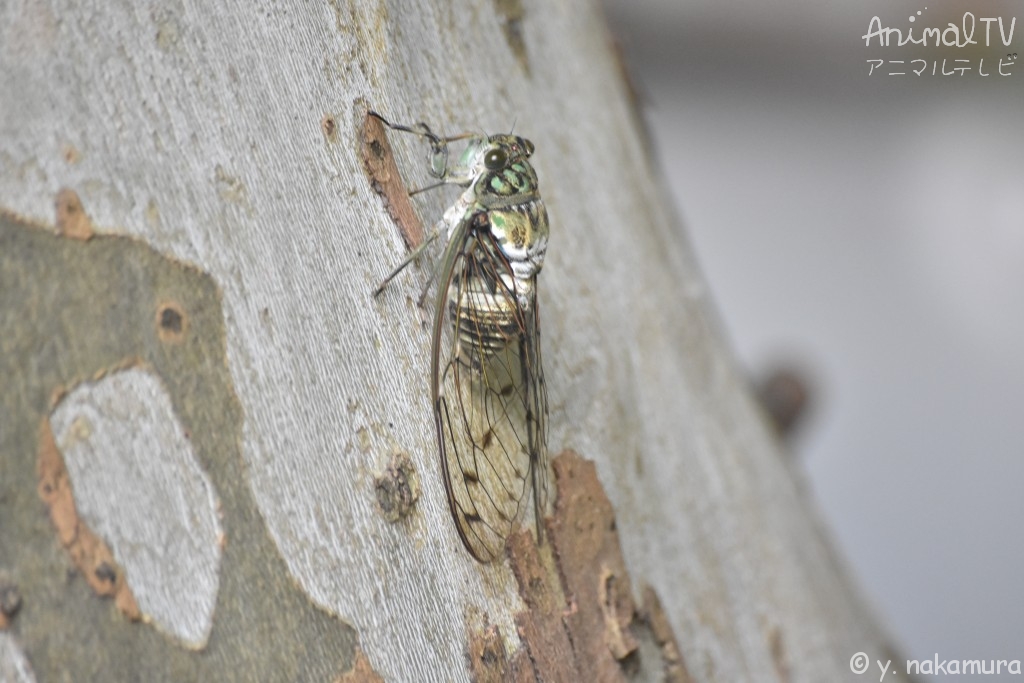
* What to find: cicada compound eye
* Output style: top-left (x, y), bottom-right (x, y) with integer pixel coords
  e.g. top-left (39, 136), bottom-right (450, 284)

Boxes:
top-left (483, 148), bottom-right (508, 171)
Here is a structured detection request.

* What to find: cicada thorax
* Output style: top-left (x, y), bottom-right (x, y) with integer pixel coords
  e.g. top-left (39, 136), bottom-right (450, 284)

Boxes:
top-left (480, 157), bottom-right (539, 198)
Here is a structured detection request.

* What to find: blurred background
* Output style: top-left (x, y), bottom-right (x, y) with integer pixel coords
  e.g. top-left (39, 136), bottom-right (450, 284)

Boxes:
top-left (603, 0), bottom-right (1024, 676)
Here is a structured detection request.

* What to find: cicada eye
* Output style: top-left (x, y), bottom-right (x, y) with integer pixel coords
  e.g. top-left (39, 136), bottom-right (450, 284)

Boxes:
top-left (484, 148), bottom-right (508, 170)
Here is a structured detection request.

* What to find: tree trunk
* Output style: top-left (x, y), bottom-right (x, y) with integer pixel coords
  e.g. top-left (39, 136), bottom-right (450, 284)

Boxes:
top-left (1, 1), bottom-right (904, 681)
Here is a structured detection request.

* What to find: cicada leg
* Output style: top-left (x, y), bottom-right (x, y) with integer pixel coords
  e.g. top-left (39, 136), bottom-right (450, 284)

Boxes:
top-left (367, 110), bottom-right (476, 181)
top-left (372, 221), bottom-right (442, 298)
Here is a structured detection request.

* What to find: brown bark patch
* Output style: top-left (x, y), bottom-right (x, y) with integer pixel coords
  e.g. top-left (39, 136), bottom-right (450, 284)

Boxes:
top-left (361, 109), bottom-right (425, 250)
top-left (476, 450), bottom-right (691, 682)
top-left (466, 622), bottom-right (537, 683)
top-left (0, 579), bottom-right (22, 630)
top-left (467, 623), bottom-right (508, 682)
top-left (546, 450), bottom-right (638, 679)
top-left (493, 0), bottom-right (531, 75)
top-left (334, 646), bottom-right (385, 683)
top-left (322, 114), bottom-right (339, 143)
top-left (63, 144), bottom-right (82, 165)
top-left (507, 531), bottom-right (578, 681)
top-left (156, 300), bottom-right (188, 343)
top-left (54, 188), bottom-right (94, 240)
top-left (639, 585), bottom-right (692, 683)
top-left (36, 417), bottom-right (141, 621)
top-left (769, 624), bottom-right (790, 683)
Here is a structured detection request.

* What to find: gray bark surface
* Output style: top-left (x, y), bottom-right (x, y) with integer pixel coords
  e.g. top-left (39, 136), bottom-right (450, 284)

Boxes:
top-left (0, 0), bottom-right (905, 680)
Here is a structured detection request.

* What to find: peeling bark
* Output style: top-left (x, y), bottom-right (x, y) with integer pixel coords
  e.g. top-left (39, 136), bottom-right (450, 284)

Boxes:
top-left (469, 451), bottom-right (691, 682)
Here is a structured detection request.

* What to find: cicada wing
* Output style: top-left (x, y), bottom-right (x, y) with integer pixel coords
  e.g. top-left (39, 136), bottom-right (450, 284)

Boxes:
top-left (431, 227), bottom-right (545, 562)
top-left (525, 292), bottom-right (549, 543)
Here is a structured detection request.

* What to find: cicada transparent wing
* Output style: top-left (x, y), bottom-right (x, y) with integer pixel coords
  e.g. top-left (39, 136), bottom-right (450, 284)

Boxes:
top-left (367, 111), bottom-right (549, 562)
top-left (431, 213), bottom-right (548, 563)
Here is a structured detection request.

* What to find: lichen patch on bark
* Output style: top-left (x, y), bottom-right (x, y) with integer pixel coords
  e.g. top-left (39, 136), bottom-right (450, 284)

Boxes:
top-left (373, 451), bottom-right (420, 522)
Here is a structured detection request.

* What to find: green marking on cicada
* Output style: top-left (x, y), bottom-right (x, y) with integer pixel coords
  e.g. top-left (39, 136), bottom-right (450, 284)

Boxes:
top-left (368, 110), bottom-right (550, 563)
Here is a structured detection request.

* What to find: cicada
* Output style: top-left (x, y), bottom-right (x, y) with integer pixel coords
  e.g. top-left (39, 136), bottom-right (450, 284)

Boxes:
top-left (369, 111), bottom-right (549, 563)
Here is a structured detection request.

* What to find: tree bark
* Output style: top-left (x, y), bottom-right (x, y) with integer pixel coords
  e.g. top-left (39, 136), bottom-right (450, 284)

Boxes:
top-left (1, 0), bottom-right (905, 681)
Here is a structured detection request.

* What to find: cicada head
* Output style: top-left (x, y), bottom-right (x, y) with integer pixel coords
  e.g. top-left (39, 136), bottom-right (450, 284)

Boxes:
top-left (443, 135), bottom-right (536, 185)
top-left (481, 135), bottom-right (534, 171)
